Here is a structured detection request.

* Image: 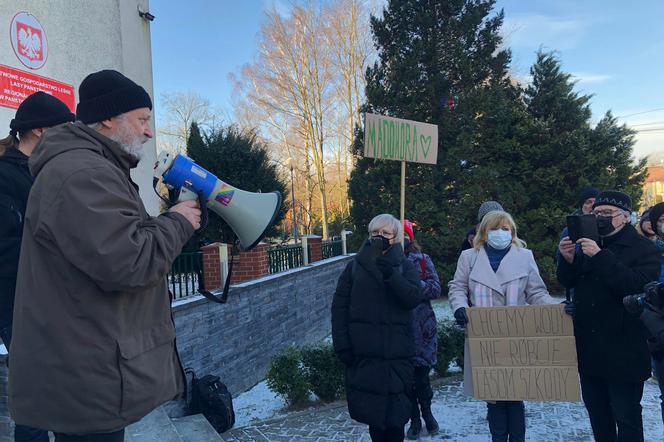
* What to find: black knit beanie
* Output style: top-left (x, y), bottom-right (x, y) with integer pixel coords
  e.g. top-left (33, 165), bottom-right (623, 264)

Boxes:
top-left (640, 208), bottom-right (652, 230)
top-left (577, 187), bottom-right (599, 208)
top-left (649, 203), bottom-right (664, 229)
top-left (76, 70), bottom-right (152, 124)
top-left (9, 91), bottom-right (75, 136)
top-left (593, 190), bottom-right (632, 212)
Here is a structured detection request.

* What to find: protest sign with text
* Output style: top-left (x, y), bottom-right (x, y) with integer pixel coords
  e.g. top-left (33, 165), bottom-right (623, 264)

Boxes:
top-left (363, 113), bottom-right (438, 165)
top-left (465, 304), bottom-right (581, 402)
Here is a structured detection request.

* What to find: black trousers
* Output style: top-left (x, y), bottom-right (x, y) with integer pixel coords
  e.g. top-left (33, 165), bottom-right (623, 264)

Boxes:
top-left (0, 277), bottom-right (16, 348)
top-left (369, 425), bottom-right (404, 442)
top-left (412, 366), bottom-right (433, 411)
top-left (14, 425), bottom-right (49, 442)
top-left (486, 401), bottom-right (525, 442)
top-left (580, 375), bottom-right (644, 442)
top-left (54, 429), bottom-right (125, 442)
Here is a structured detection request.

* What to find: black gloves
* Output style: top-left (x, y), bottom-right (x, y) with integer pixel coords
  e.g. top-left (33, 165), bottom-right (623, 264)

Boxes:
top-left (561, 300), bottom-right (575, 317)
top-left (337, 349), bottom-right (355, 366)
top-left (454, 307), bottom-right (469, 327)
top-left (375, 256), bottom-right (394, 279)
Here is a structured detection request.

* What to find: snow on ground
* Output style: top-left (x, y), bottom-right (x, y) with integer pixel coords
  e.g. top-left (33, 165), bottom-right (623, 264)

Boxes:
top-left (233, 380), bottom-right (287, 428)
top-left (432, 297), bottom-right (454, 321)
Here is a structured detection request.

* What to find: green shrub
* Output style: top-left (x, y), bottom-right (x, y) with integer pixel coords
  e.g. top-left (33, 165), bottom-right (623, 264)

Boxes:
top-left (300, 344), bottom-right (345, 402)
top-left (449, 322), bottom-right (465, 369)
top-left (434, 320), bottom-right (465, 376)
top-left (266, 346), bottom-right (310, 406)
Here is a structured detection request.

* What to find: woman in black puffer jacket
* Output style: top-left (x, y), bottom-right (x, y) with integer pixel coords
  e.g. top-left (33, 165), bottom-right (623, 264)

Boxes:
top-left (332, 214), bottom-right (423, 442)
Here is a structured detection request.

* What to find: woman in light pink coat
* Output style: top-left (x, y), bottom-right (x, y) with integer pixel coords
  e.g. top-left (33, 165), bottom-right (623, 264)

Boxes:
top-left (448, 210), bottom-right (556, 442)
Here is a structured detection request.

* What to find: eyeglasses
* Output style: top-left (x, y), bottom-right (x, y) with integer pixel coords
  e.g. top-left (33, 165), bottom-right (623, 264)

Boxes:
top-left (370, 229), bottom-right (395, 238)
top-left (592, 210), bottom-right (622, 218)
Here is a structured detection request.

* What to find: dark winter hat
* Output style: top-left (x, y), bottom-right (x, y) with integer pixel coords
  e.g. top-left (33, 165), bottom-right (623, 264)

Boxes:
top-left (593, 190), bottom-right (632, 212)
top-left (640, 208), bottom-right (652, 229)
top-left (76, 70), bottom-right (152, 124)
top-left (478, 200), bottom-right (504, 222)
top-left (9, 91), bottom-right (74, 136)
top-left (577, 187), bottom-right (599, 208)
top-left (649, 203), bottom-right (664, 228)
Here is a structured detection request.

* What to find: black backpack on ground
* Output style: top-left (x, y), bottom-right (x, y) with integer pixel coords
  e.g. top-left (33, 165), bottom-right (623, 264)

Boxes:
top-left (186, 369), bottom-right (235, 433)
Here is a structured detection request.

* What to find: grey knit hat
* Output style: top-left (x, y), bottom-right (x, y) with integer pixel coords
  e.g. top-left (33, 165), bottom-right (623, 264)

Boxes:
top-left (478, 200), bottom-right (504, 222)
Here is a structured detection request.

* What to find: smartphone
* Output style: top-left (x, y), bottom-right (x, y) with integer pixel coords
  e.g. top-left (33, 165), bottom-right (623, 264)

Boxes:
top-left (369, 237), bottom-right (384, 257)
top-left (566, 214), bottom-right (599, 243)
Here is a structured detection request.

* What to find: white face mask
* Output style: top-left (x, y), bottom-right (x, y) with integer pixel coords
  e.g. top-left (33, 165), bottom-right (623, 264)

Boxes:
top-left (487, 229), bottom-right (512, 250)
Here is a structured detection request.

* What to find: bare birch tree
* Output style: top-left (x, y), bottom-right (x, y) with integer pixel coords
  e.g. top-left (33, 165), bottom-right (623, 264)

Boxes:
top-left (231, 0), bottom-right (374, 237)
top-left (232, 4), bottom-right (333, 238)
top-left (327, 0), bottom-right (374, 218)
top-left (157, 90), bottom-right (213, 154)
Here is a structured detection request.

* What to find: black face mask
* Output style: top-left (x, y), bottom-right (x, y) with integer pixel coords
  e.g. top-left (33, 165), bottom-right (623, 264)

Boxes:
top-left (370, 235), bottom-right (392, 251)
top-left (403, 238), bottom-right (411, 251)
top-left (596, 216), bottom-right (615, 236)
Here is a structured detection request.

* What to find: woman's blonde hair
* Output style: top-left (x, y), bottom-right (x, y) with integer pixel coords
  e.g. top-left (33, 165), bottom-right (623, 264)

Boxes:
top-left (473, 210), bottom-right (526, 249)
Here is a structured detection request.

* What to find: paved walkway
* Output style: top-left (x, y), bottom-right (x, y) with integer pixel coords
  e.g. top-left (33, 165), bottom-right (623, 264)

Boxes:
top-left (221, 375), bottom-right (663, 441)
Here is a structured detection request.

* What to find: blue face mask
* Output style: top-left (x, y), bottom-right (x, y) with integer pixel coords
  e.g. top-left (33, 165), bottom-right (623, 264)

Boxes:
top-left (487, 229), bottom-right (512, 250)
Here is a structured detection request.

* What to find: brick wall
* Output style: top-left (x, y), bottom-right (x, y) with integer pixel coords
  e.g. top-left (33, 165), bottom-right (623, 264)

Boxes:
top-left (202, 243), bottom-right (223, 291)
top-left (308, 236), bottom-right (323, 263)
top-left (229, 243), bottom-right (269, 284)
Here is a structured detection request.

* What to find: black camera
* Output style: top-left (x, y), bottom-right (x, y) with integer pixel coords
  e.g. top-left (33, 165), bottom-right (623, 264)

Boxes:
top-left (623, 281), bottom-right (664, 314)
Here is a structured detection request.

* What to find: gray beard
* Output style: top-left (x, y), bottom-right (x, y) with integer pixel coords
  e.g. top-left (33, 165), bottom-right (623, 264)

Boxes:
top-left (106, 124), bottom-right (145, 162)
top-left (119, 141), bottom-right (144, 161)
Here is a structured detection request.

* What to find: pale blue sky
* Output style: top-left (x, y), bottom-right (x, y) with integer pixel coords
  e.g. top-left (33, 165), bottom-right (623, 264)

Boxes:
top-left (150, 0), bottom-right (664, 158)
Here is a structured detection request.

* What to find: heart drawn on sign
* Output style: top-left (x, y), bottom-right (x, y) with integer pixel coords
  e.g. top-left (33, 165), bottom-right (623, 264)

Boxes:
top-left (420, 135), bottom-right (432, 158)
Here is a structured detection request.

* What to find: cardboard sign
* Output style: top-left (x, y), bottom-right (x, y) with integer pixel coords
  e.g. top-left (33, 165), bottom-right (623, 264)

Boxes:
top-left (0, 64), bottom-right (75, 112)
top-left (364, 113), bottom-right (438, 165)
top-left (466, 305), bottom-right (581, 402)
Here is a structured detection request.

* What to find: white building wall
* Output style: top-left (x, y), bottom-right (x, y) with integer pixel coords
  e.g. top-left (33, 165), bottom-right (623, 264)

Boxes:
top-left (0, 0), bottom-right (159, 214)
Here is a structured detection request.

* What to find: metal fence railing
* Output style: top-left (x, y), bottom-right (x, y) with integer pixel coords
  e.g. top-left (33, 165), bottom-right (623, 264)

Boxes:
top-left (168, 251), bottom-right (203, 300)
top-left (322, 239), bottom-right (343, 260)
top-left (267, 243), bottom-right (304, 274)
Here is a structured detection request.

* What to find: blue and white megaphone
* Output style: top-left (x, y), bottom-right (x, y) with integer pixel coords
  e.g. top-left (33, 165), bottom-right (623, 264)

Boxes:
top-left (154, 151), bottom-right (281, 250)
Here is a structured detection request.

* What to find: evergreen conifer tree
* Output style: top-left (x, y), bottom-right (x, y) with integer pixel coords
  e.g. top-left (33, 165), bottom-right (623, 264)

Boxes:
top-left (349, 0), bottom-right (518, 281)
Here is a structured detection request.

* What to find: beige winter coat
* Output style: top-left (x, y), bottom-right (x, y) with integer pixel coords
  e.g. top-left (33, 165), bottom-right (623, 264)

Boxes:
top-left (448, 246), bottom-right (555, 312)
top-left (8, 122), bottom-right (194, 433)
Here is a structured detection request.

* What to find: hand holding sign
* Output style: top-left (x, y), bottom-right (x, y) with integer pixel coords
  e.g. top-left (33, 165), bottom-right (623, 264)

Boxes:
top-left (465, 305), bottom-right (581, 402)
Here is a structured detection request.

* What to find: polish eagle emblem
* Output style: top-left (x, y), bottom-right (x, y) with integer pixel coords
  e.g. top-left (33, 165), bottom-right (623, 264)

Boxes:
top-left (18, 24), bottom-right (43, 61)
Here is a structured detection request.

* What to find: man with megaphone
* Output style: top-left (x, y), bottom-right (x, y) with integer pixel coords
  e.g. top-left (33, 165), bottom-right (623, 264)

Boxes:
top-left (8, 70), bottom-right (200, 442)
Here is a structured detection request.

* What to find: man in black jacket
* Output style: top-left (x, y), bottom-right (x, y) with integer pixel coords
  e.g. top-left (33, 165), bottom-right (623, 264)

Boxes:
top-left (557, 190), bottom-right (661, 442)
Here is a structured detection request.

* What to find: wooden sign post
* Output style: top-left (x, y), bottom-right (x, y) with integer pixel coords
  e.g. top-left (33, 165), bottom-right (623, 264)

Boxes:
top-left (364, 113), bottom-right (438, 241)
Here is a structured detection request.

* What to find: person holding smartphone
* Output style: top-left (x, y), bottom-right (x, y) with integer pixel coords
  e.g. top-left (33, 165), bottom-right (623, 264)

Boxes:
top-left (332, 214), bottom-right (423, 442)
top-left (557, 191), bottom-right (660, 441)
